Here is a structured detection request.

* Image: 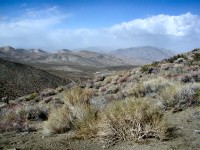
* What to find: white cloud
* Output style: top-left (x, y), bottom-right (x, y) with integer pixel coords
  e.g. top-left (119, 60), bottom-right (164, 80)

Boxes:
top-left (0, 8), bottom-right (200, 52)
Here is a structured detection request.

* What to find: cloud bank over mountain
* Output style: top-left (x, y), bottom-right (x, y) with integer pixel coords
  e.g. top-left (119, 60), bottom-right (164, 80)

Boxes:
top-left (0, 6), bottom-right (200, 51)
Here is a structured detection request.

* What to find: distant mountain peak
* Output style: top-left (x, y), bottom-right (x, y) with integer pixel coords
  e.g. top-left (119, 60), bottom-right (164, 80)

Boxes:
top-left (29, 49), bottom-right (47, 53)
top-left (0, 46), bottom-right (15, 52)
top-left (57, 49), bottom-right (72, 53)
top-left (111, 46), bottom-right (175, 65)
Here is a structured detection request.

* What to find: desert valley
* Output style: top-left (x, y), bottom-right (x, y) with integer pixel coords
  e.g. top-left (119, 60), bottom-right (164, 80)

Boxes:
top-left (0, 45), bottom-right (200, 150)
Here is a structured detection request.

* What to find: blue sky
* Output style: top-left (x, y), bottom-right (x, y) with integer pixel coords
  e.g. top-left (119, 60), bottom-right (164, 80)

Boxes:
top-left (0, 0), bottom-right (200, 51)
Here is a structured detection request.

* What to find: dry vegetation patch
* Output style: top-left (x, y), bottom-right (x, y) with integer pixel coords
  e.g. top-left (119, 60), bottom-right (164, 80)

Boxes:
top-left (98, 98), bottom-right (171, 148)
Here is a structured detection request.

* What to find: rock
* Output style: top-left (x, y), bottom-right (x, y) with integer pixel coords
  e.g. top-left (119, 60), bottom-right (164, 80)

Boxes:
top-left (148, 67), bottom-right (158, 74)
top-left (194, 130), bottom-right (200, 134)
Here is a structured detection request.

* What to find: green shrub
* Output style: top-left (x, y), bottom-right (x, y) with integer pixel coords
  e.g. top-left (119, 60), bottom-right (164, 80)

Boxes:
top-left (193, 53), bottom-right (200, 61)
top-left (140, 64), bottom-right (150, 73)
top-left (166, 54), bottom-right (187, 63)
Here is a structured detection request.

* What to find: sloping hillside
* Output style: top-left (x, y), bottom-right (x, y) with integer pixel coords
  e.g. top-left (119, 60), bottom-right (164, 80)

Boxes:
top-left (0, 48), bottom-right (200, 150)
top-left (0, 58), bottom-right (69, 99)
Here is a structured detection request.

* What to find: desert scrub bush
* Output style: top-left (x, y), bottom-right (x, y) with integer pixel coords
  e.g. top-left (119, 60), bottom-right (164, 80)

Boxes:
top-left (71, 105), bottom-right (98, 139)
top-left (106, 85), bottom-right (119, 94)
top-left (159, 83), bottom-right (200, 109)
top-left (0, 104), bottom-right (28, 132)
top-left (17, 92), bottom-right (37, 102)
top-left (89, 96), bottom-right (109, 111)
top-left (25, 105), bottom-right (48, 121)
top-left (174, 83), bottom-right (200, 108)
top-left (40, 88), bottom-right (56, 97)
top-left (111, 75), bottom-right (120, 84)
top-left (159, 83), bottom-right (181, 109)
top-left (43, 86), bottom-right (98, 137)
top-left (98, 98), bottom-right (170, 148)
top-left (117, 75), bottom-right (129, 83)
top-left (103, 76), bottom-right (113, 84)
top-left (64, 87), bottom-right (93, 106)
top-left (180, 71), bottom-right (200, 83)
top-left (64, 87), bottom-right (98, 138)
top-left (43, 106), bottom-right (72, 134)
top-left (128, 77), bottom-right (172, 98)
top-left (93, 82), bottom-right (102, 89)
top-left (140, 64), bottom-right (150, 73)
top-left (193, 52), bottom-right (200, 61)
top-left (165, 54), bottom-right (188, 63)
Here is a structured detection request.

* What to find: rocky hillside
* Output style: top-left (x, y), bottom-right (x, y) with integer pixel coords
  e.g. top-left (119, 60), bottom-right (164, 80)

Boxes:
top-left (0, 58), bottom-right (69, 99)
top-left (111, 46), bottom-right (174, 65)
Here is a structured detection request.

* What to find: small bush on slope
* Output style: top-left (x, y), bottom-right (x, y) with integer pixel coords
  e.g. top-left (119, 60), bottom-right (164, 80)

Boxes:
top-left (43, 106), bottom-right (72, 134)
top-left (98, 98), bottom-right (171, 148)
top-left (43, 87), bottom-right (97, 137)
top-left (0, 103), bottom-right (27, 132)
top-left (159, 83), bottom-right (200, 109)
top-left (64, 86), bottom-right (92, 106)
top-left (128, 77), bottom-right (172, 98)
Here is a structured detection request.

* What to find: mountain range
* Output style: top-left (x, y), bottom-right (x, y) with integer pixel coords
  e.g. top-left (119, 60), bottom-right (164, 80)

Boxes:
top-left (0, 46), bottom-right (174, 66)
top-left (110, 46), bottom-right (174, 65)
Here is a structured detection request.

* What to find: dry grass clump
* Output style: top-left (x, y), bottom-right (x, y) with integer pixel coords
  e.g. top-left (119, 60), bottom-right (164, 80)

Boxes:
top-left (98, 98), bottom-right (170, 148)
top-left (43, 106), bottom-right (72, 134)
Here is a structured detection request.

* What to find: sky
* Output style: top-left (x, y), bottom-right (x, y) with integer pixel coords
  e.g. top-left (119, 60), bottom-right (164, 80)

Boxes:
top-left (0, 0), bottom-right (200, 52)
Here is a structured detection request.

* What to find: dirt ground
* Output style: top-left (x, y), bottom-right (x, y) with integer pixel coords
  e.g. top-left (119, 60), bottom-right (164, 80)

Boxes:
top-left (0, 107), bottom-right (200, 150)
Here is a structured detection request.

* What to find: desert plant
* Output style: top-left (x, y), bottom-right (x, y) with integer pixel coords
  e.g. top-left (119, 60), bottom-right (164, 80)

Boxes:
top-left (40, 88), bottom-right (56, 97)
top-left (43, 106), bottom-right (72, 134)
top-left (72, 105), bottom-right (98, 138)
top-left (193, 52), bottom-right (200, 61)
top-left (25, 106), bottom-right (48, 121)
top-left (98, 98), bottom-right (170, 148)
top-left (0, 104), bottom-right (28, 132)
top-left (159, 83), bottom-right (181, 108)
top-left (165, 54), bottom-right (187, 63)
top-left (64, 87), bottom-right (92, 106)
top-left (174, 83), bottom-right (200, 108)
top-left (128, 77), bottom-right (172, 98)
top-left (43, 87), bottom-right (96, 136)
top-left (159, 83), bottom-right (200, 109)
top-left (140, 64), bottom-right (150, 73)
top-left (117, 75), bottom-right (129, 83)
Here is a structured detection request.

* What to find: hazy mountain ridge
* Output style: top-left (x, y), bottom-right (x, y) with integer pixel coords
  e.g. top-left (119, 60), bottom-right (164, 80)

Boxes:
top-left (111, 46), bottom-right (174, 65)
top-left (0, 46), bottom-right (126, 67)
top-left (0, 46), bottom-right (174, 66)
